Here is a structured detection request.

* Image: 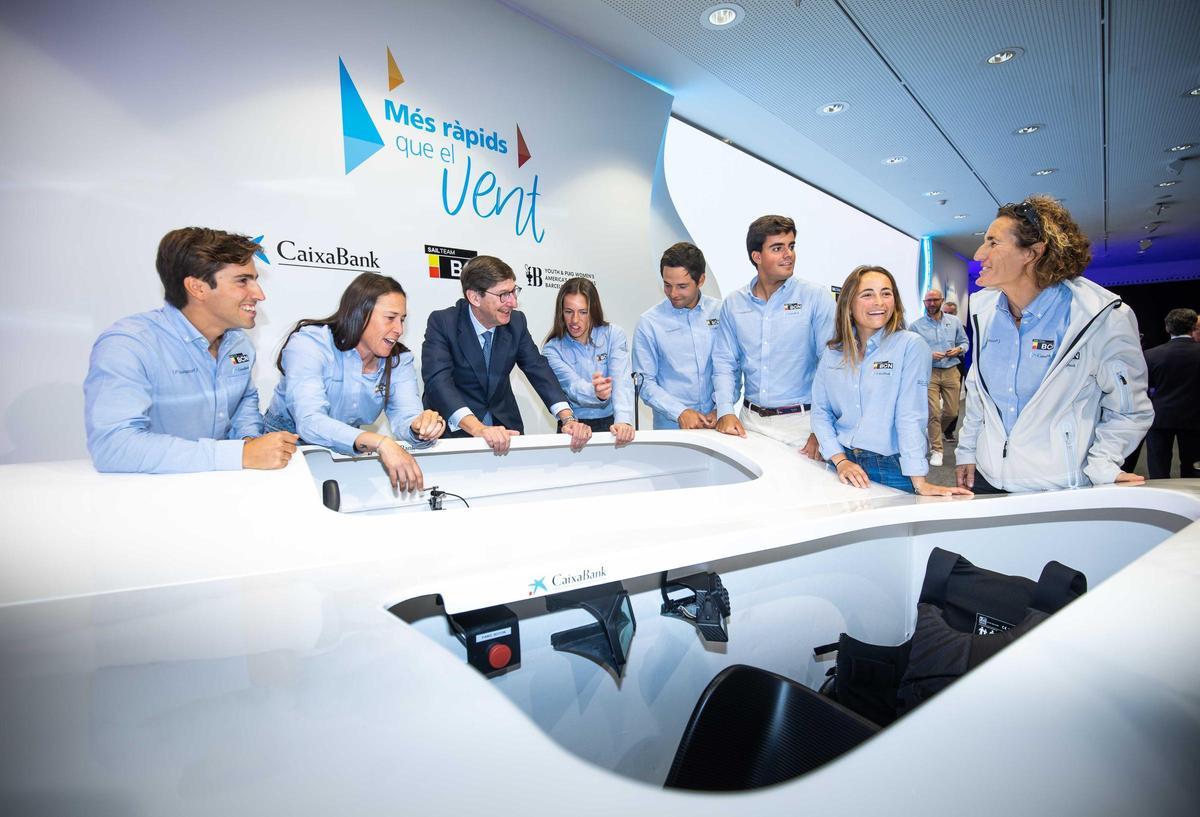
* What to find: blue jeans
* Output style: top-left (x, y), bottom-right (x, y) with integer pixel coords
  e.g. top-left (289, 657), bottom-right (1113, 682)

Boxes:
top-left (840, 447), bottom-right (914, 493)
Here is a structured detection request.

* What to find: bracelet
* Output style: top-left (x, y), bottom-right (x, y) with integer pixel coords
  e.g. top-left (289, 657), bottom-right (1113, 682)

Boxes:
top-left (834, 457), bottom-right (850, 469)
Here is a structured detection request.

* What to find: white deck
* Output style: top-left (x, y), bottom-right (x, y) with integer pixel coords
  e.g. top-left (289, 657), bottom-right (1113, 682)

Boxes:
top-left (1, 431), bottom-right (1197, 815)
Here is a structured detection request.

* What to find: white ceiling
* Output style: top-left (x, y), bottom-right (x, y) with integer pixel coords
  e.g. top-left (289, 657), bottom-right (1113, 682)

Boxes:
top-left (504, 0), bottom-right (1200, 270)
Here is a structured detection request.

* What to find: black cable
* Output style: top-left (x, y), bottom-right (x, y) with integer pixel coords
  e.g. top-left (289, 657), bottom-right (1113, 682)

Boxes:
top-left (429, 486), bottom-right (470, 510)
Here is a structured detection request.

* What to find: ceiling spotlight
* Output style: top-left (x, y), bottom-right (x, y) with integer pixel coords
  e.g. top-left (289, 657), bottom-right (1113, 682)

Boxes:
top-left (1157, 180), bottom-right (1179, 187)
top-left (818, 102), bottom-right (848, 115)
top-left (986, 48), bottom-right (1023, 65)
top-left (1015, 124), bottom-right (1042, 134)
top-left (923, 190), bottom-right (943, 196)
top-left (1033, 168), bottom-right (1057, 176)
top-left (702, 4), bottom-right (744, 29)
top-left (883, 155), bottom-right (908, 165)
top-left (1168, 143), bottom-right (1193, 152)
top-left (1138, 238), bottom-right (1153, 253)
top-left (1144, 222), bottom-right (1164, 233)
top-left (953, 214), bottom-right (968, 219)
top-left (1189, 87), bottom-right (1200, 96)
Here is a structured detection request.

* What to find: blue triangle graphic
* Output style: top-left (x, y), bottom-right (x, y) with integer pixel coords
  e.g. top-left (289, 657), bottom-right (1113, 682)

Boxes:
top-left (339, 58), bottom-right (384, 174)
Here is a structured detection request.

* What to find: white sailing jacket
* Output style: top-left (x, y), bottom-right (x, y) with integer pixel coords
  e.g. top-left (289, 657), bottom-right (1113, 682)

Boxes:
top-left (957, 277), bottom-right (1153, 492)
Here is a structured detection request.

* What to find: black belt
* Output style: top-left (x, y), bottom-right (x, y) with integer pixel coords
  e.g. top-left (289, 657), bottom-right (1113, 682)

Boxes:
top-left (743, 399), bottom-right (810, 417)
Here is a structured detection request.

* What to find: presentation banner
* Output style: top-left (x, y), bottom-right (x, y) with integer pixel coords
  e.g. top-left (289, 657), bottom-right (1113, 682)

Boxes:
top-left (0, 0), bottom-right (673, 461)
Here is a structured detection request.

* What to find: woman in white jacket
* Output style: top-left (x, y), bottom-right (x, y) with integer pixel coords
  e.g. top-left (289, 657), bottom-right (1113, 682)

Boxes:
top-left (956, 196), bottom-right (1153, 493)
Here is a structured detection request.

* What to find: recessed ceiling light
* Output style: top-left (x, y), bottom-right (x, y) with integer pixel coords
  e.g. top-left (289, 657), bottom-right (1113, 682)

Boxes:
top-left (923, 190), bottom-right (943, 196)
top-left (1033, 168), bottom-right (1057, 176)
top-left (973, 231), bottom-right (985, 236)
top-left (986, 47), bottom-right (1023, 65)
top-left (953, 214), bottom-right (968, 219)
top-left (1157, 180), bottom-right (1179, 187)
top-left (1189, 86), bottom-right (1200, 96)
top-left (1015, 124), bottom-right (1042, 134)
top-left (817, 102), bottom-right (848, 115)
top-left (1168, 143), bottom-right (1193, 152)
top-left (702, 4), bottom-right (744, 29)
top-left (883, 155), bottom-right (907, 165)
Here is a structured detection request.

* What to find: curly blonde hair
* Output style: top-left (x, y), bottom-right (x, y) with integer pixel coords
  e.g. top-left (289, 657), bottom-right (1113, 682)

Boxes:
top-left (997, 194), bottom-right (1091, 287)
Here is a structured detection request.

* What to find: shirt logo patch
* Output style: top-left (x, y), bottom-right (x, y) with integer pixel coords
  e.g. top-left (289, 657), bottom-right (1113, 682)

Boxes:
top-left (706, 318), bottom-right (719, 327)
top-left (783, 302), bottom-right (803, 311)
top-left (374, 382), bottom-right (386, 397)
top-left (1030, 339), bottom-right (1055, 352)
top-left (873, 361), bottom-right (894, 371)
top-left (596, 352), bottom-right (608, 363)
top-left (228, 352), bottom-right (250, 365)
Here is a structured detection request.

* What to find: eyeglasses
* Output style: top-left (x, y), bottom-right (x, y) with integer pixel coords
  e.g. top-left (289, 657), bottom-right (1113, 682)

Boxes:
top-left (483, 285), bottom-right (522, 302)
top-left (1005, 200), bottom-right (1043, 239)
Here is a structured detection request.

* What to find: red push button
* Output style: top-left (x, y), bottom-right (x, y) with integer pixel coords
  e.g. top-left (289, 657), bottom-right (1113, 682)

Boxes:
top-left (487, 643), bottom-right (512, 669)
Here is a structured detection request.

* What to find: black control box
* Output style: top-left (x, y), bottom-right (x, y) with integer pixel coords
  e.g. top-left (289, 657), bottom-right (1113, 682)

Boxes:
top-left (449, 605), bottom-right (521, 677)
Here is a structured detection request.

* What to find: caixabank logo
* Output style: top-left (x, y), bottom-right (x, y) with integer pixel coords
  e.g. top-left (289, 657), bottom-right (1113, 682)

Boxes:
top-left (253, 234), bottom-right (383, 274)
top-left (339, 48), bottom-right (545, 243)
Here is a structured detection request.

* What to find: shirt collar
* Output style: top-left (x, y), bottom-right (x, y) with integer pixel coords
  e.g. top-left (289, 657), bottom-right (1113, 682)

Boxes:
top-left (996, 283), bottom-right (1067, 321)
top-left (467, 306), bottom-right (491, 339)
top-left (746, 273), bottom-right (794, 303)
top-left (162, 303), bottom-right (208, 347)
top-left (864, 329), bottom-right (886, 355)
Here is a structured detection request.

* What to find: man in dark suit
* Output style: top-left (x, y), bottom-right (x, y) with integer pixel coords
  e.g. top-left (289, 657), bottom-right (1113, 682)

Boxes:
top-left (422, 255), bottom-right (592, 454)
top-left (1144, 308), bottom-right (1200, 479)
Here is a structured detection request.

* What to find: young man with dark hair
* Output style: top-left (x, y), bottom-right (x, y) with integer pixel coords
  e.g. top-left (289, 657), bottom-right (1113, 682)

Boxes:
top-left (712, 215), bottom-right (837, 455)
top-left (421, 255), bottom-right (591, 454)
top-left (84, 227), bottom-right (298, 473)
top-left (633, 242), bottom-right (721, 429)
top-left (1143, 307), bottom-right (1200, 478)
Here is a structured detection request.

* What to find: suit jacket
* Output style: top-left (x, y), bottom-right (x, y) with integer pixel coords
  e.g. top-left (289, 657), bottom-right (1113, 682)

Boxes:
top-left (421, 299), bottom-right (568, 433)
top-left (1145, 337), bottom-right (1200, 429)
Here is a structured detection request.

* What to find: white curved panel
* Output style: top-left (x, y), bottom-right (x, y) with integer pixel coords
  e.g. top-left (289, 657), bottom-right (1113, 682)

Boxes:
top-left (664, 118), bottom-right (921, 308)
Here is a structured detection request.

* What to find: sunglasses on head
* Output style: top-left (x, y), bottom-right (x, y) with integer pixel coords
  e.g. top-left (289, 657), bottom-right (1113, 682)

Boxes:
top-left (1005, 200), bottom-right (1043, 239)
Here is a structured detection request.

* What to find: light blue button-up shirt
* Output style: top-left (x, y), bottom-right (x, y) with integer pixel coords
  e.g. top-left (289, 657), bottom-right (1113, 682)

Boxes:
top-left (910, 312), bottom-right (969, 368)
top-left (712, 274), bottom-right (837, 417)
top-left (83, 304), bottom-right (263, 473)
top-left (543, 323), bottom-right (633, 424)
top-left (633, 295), bottom-right (721, 429)
top-left (447, 309), bottom-right (569, 431)
top-left (811, 329), bottom-right (932, 476)
top-left (264, 324), bottom-right (429, 455)
top-left (976, 283), bottom-right (1073, 436)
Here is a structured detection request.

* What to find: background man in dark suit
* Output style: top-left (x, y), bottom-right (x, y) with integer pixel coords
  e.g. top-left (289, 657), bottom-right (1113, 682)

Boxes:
top-left (1144, 307), bottom-right (1200, 479)
top-left (422, 255), bottom-right (592, 454)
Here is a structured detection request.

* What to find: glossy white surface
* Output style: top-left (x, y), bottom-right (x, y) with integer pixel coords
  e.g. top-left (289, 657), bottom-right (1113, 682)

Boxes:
top-left (1, 432), bottom-right (1198, 815)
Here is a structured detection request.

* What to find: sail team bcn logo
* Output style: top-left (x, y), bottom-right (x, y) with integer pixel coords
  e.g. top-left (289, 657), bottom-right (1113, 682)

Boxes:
top-left (338, 48), bottom-right (545, 242)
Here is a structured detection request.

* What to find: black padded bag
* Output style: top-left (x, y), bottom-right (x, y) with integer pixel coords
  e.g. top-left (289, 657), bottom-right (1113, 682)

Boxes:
top-left (665, 664), bottom-right (880, 791)
top-left (826, 547), bottom-right (1086, 725)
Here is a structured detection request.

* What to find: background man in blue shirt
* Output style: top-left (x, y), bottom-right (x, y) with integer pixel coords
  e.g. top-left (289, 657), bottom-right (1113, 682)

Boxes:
top-left (633, 242), bottom-right (721, 430)
top-left (910, 289), bottom-right (968, 466)
top-left (84, 227), bottom-right (298, 473)
top-left (712, 215), bottom-right (837, 456)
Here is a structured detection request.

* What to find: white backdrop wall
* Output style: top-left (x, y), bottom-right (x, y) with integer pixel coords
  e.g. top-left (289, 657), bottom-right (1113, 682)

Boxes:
top-left (664, 119), bottom-right (920, 307)
top-left (0, 0), bottom-right (673, 463)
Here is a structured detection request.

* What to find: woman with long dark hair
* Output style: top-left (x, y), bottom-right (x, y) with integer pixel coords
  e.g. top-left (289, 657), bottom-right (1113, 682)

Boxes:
top-left (812, 265), bottom-right (969, 496)
top-left (542, 277), bottom-right (635, 443)
top-left (264, 273), bottom-right (444, 492)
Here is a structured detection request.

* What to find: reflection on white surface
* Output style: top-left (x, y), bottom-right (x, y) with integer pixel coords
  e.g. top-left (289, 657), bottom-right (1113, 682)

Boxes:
top-left (303, 440), bottom-right (759, 514)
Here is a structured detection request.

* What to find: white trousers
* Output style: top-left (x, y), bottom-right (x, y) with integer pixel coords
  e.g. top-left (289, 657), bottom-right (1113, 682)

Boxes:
top-left (740, 406), bottom-right (813, 448)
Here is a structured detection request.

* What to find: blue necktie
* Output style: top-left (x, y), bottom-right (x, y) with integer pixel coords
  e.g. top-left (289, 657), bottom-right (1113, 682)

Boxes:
top-left (482, 329), bottom-right (494, 370)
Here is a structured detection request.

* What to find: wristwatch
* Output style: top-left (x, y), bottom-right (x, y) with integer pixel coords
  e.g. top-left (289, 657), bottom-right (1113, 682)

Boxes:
top-left (559, 412), bottom-right (576, 427)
